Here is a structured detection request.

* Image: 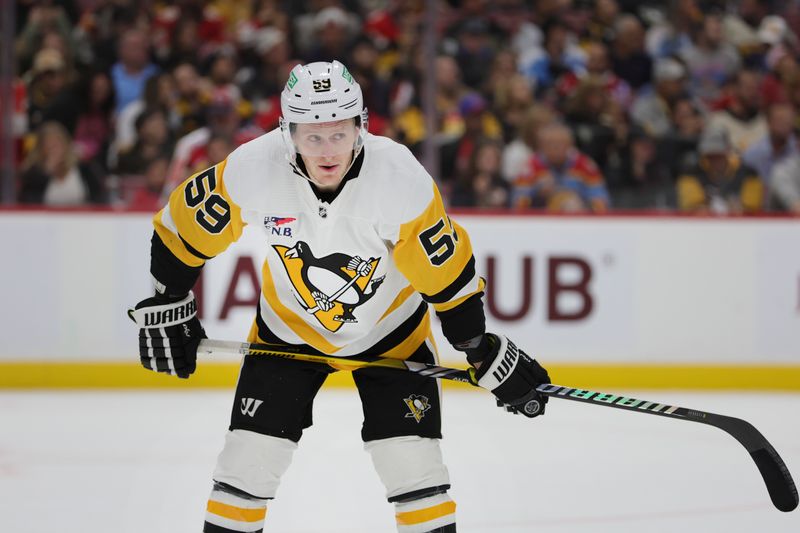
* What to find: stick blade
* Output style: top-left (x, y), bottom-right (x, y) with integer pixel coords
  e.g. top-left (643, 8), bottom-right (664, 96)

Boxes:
top-left (751, 447), bottom-right (798, 512)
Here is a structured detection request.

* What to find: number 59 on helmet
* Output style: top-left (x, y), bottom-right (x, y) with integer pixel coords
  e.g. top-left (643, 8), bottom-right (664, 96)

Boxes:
top-left (279, 61), bottom-right (369, 162)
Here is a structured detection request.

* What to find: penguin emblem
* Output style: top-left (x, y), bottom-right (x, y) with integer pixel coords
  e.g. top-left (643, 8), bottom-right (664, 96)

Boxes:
top-left (273, 241), bottom-right (386, 332)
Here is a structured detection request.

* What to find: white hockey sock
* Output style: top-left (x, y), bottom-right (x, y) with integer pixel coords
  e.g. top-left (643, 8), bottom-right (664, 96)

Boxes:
top-left (394, 492), bottom-right (456, 533)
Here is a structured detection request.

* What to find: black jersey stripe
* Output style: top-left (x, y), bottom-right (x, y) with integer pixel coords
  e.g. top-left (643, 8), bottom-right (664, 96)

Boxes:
top-left (255, 300), bottom-right (428, 360)
top-left (179, 233), bottom-right (215, 261)
top-left (420, 256), bottom-right (476, 304)
top-left (354, 301), bottom-right (428, 358)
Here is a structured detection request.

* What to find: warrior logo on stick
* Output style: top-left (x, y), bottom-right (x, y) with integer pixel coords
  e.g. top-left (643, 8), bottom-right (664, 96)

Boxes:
top-left (273, 241), bottom-right (385, 332)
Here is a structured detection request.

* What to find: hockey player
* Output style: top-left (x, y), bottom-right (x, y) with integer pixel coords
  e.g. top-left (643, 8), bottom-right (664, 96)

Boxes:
top-left (129, 60), bottom-right (551, 533)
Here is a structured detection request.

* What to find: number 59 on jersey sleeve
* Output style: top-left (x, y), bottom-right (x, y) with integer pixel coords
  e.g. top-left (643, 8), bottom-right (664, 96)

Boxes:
top-left (154, 160), bottom-right (245, 267)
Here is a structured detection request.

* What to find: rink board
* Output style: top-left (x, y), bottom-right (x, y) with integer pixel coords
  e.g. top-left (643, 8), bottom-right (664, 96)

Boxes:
top-left (0, 211), bottom-right (798, 389)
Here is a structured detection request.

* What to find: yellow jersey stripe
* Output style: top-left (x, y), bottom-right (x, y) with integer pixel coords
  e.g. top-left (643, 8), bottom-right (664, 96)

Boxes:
top-left (379, 284), bottom-right (416, 322)
top-left (260, 259), bottom-right (342, 354)
top-left (166, 159), bottom-right (244, 259)
top-left (394, 183), bottom-right (474, 299)
top-left (395, 501), bottom-right (456, 526)
top-left (206, 500), bottom-right (266, 522)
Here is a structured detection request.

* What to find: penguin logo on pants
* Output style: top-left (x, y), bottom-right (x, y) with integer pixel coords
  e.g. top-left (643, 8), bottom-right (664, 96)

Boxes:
top-left (273, 241), bottom-right (386, 332)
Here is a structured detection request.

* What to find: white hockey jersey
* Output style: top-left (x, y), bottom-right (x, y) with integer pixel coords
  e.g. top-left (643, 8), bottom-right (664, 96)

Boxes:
top-left (153, 129), bottom-right (485, 359)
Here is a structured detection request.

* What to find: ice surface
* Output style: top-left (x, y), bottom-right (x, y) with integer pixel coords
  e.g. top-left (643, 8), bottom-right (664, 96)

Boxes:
top-left (0, 388), bottom-right (798, 532)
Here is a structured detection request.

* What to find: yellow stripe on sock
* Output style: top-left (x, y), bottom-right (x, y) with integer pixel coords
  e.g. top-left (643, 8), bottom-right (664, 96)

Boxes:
top-left (396, 501), bottom-right (456, 526)
top-left (207, 500), bottom-right (266, 523)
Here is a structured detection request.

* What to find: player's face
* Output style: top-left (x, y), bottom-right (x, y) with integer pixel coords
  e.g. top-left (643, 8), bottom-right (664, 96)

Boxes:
top-left (294, 120), bottom-right (358, 190)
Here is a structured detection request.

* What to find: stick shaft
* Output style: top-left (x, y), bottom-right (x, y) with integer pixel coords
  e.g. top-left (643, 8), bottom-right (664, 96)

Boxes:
top-left (197, 339), bottom-right (475, 384)
top-left (198, 339), bottom-right (797, 512)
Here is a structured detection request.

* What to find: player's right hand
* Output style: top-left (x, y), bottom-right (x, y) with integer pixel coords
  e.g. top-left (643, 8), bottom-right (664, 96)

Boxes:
top-left (127, 292), bottom-right (205, 378)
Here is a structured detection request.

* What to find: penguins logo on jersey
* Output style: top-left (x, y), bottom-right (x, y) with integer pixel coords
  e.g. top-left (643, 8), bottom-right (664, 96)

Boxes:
top-left (273, 241), bottom-right (386, 332)
top-left (403, 394), bottom-right (431, 423)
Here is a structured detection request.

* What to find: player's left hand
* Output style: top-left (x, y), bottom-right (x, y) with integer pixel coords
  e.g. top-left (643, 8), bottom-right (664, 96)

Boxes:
top-left (127, 292), bottom-right (205, 378)
top-left (466, 333), bottom-right (550, 418)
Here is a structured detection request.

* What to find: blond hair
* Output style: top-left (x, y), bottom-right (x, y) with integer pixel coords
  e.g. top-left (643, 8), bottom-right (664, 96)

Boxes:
top-left (23, 121), bottom-right (78, 176)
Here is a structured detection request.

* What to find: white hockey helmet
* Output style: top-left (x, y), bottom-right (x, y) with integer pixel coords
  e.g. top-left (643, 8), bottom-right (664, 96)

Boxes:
top-left (280, 60), bottom-right (368, 162)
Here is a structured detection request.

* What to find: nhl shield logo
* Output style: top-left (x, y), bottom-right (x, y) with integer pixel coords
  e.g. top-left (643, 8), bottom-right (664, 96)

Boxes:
top-left (403, 394), bottom-right (431, 423)
top-left (273, 241), bottom-right (385, 332)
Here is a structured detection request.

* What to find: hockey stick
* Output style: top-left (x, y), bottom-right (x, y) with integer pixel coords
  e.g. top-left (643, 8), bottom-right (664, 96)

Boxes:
top-left (198, 339), bottom-right (798, 513)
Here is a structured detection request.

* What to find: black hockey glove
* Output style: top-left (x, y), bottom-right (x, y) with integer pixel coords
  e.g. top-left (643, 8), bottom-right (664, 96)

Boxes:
top-left (127, 292), bottom-right (205, 379)
top-left (465, 334), bottom-right (550, 418)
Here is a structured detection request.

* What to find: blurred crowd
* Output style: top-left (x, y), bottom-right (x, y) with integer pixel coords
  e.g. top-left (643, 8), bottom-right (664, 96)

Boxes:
top-left (8, 0), bottom-right (800, 215)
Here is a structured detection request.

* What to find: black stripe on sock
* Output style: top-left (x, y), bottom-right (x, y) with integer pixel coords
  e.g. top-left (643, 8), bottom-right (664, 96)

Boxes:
top-left (388, 484), bottom-right (450, 503)
top-left (427, 524), bottom-right (457, 533)
top-left (204, 522), bottom-right (262, 533)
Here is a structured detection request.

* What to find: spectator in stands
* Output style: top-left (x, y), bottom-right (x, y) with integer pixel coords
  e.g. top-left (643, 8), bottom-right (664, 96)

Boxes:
top-left (294, 6), bottom-right (360, 62)
top-left (659, 95), bottom-right (707, 177)
top-left (756, 15), bottom-right (798, 72)
top-left (611, 14), bottom-right (652, 90)
top-left (347, 36), bottom-right (392, 123)
top-left (435, 55), bottom-right (469, 140)
top-left (451, 139), bottom-right (510, 209)
top-left (501, 104), bottom-right (557, 183)
top-left (187, 134), bottom-right (235, 176)
top-left (19, 121), bottom-right (106, 206)
top-left (586, 0), bottom-right (620, 44)
top-left (113, 73), bottom-right (177, 167)
top-left (512, 123), bottom-right (610, 213)
top-left (73, 70), bottom-right (115, 169)
top-left (166, 91), bottom-right (262, 192)
top-left (15, 3), bottom-right (74, 73)
top-left (25, 48), bottom-right (79, 133)
top-left (172, 62), bottom-right (210, 138)
top-left (680, 12), bottom-right (742, 104)
top-left (454, 17), bottom-right (496, 91)
top-left (157, 14), bottom-right (203, 70)
top-left (677, 126), bottom-right (763, 214)
top-left (240, 27), bottom-right (290, 102)
top-left (519, 18), bottom-right (585, 94)
top-left (126, 156), bottom-right (170, 211)
top-left (742, 102), bottom-right (798, 194)
top-left (610, 125), bottom-right (675, 209)
top-left (722, 0), bottom-right (771, 54)
top-left (111, 28), bottom-right (159, 114)
top-left (491, 74), bottom-right (535, 141)
top-left (303, 6), bottom-right (359, 63)
top-left (630, 57), bottom-right (689, 138)
top-left (564, 75), bottom-right (627, 176)
top-left (557, 40), bottom-right (632, 111)
top-left (485, 49), bottom-right (521, 109)
top-left (115, 108), bottom-right (173, 175)
top-left (760, 47), bottom-right (798, 106)
top-left (645, 0), bottom-right (698, 60)
top-left (769, 152), bottom-right (800, 214)
top-left (707, 68), bottom-right (767, 152)
top-left (440, 93), bottom-right (502, 186)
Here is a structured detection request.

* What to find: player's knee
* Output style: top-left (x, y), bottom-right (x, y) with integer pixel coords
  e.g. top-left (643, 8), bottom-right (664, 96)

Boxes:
top-left (212, 429), bottom-right (297, 499)
top-left (365, 435), bottom-right (450, 502)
